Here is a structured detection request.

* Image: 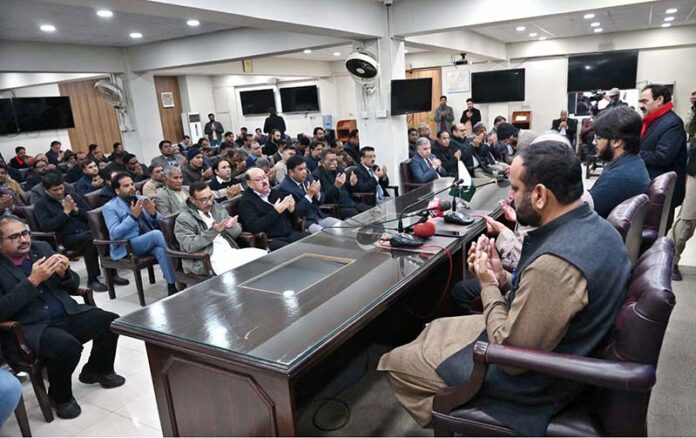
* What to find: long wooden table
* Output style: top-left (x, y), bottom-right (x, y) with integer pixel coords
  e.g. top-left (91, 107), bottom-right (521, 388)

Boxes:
top-left (111, 177), bottom-right (509, 436)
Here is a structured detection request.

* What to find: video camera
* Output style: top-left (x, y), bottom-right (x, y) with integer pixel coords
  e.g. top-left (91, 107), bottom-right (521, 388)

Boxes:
top-left (589, 90), bottom-right (606, 101)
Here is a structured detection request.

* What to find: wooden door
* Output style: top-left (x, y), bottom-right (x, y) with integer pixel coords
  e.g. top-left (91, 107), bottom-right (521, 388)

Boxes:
top-left (154, 76), bottom-right (184, 143)
top-left (405, 68), bottom-right (442, 134)
top-left (59, 79), bottom-right (122, 153)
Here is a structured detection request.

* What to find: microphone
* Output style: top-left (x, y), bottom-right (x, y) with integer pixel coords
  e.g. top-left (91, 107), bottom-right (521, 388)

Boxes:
top-left (412, 221), bottom-right (436, 239)
top-left (397, 179), bottom-right (463, 233)
top-left (425, 199), bottom-right (452, 217)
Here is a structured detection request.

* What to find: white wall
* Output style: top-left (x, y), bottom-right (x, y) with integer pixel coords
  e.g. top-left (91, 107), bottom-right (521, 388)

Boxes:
top-left (637, 46), bottom-right (696, 120)
top-left (0, 83), bottom-right (73, 160)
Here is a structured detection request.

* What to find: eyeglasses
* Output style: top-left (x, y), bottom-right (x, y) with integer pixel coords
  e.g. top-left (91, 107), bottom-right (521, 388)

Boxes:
top-left (5, 229), bottom-right (30, 243)
top-left (250, 175), bottom-right (269, 183)
top-left (193, 195), bottom-right (214, 203)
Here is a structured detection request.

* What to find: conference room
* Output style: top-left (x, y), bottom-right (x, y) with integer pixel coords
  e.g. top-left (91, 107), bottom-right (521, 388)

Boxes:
top-left (1, 0), bottom-right (695, 436)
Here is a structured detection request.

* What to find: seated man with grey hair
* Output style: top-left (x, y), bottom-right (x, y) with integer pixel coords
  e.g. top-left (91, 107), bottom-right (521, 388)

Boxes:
top-left (155, 166), bottom-right (188, 215)
top-left (466, 122), bottom-right (507, 174)
top-left (410, 137), bottom-right (446, 183)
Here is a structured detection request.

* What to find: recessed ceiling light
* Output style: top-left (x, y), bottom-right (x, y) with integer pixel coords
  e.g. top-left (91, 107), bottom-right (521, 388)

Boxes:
top-left (129, 32), bottom-right (143, 39)
top-left (590, 22), bottom-right (601, 27)
top-left (584, 65), bottom-right (592, 70)
top-left (539, 37), bottom-right (547, 41)
top-left (40, 24), bottom-right (56, 32)
top-left (303, 49), bottom-right (312, 54)
top-left (186, 19), bottom-right (200, 27)
top-left (594, 28), bottom-right (603, 33)
top-left (583, 13), bottom-right (595, 19)
top-left (666, 8), bottom-right (678, 14)
top-left (333, 52), bottom-right (341, 57)
top-left (516, 26), bottom-right (526, 31)
top-left (661, 23), bottom-right (672, 28)
top-left (664, 16), bottom-right (675, 22)
top-left (529, 32), bottom-right (538, 37)
top-left (96, 9), bottom-right (113, 18)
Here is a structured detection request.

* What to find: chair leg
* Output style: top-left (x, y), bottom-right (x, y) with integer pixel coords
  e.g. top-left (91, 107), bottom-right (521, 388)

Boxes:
top-left (29, 371), bottom-right (54, 423)
top-left (134, 269), bottom-right (146, 307)
top-left (147, 265), bottom-right (156, 284)
top-left (103, 267), bottom-right (116, 300)
top-left (14, 395), bottom-right (32, 437)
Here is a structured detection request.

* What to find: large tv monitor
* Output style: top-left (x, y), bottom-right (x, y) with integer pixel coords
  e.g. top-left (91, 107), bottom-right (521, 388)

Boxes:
top-left (567, 51), bottom-right (638, 92)
top-left (279, 85), bottom-right (320, 113)
top-left (471, 69), bottom-right (525, 103)
top-left (239, 89), bottom-right (275, 116)
top-left (0, 99), bottom-right (18, 135)
top-left (13, 97), bottom-right (75, 132)
top-left (391, 78), bottom-right (432, 115)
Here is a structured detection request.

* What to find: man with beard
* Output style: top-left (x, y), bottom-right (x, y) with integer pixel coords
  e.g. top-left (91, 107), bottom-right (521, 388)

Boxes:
top-left (432, 130), bottom-right (461, 178)
top-left (182, 148), bottom-right (213, 186)
top-left (588, 107), bottom-right (650, 218)
top-left (75, 159), bottom-right (104, 195)
top-left (379, 141), bottom-right (630, 436)
top-left (344, 129), bottom-right (361, 164)
top-left (493, 123), bottom-right (519, 164)
top-left (103, 173), bottom-right (177, 295)
top-left (263, 129), bottom-right (283, 157)
top-left (639, 84), bottom-right (687, 229)
top-left (433, 96), bottom-right (455, 133)
top-left (551, 110), bottom-right (578, 145)
top-left (272, 144), bottom-right (297, 185)
top-left (407, 128), bottom-right (418, 158)
top-left (459, 98), bottom-right (482, 134)
top-left (150, 140), bottom-right (185, 170)
top-left (141, 164), bottom-right (166, 197)
top-left (450, 122), bottom-right (476, 173)
top-left (312, 148), bottom-right (368, 219)
top-left (313, 127), bottom-right (326, 143)
top-left (604, 88), bottom-right (628, 111)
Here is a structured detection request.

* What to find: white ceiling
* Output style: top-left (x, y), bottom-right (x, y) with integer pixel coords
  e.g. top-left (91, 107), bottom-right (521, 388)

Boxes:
top-left (275, 44), bottom-right (428, 61)
top-left (0, 0), bottom-right (236, 47)
top-left (472, 0), bottom-right (696, 43)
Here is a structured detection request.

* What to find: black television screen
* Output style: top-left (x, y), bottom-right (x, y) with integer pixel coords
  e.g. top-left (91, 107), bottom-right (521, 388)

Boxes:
top-left (391, 78), bottom-right (432, 115)
top-left (13, 97), bottom-right (74, 132)
top-left (0, 99), bottom-right (18, 135)
top-left (471, 69), bottom-right (525, 103)
top-left (567, 51), bottom-right (638, 92)
top-left (239, 89), bottom-right (275, 115)
top-left (280, 85), bottom-right (320, 113)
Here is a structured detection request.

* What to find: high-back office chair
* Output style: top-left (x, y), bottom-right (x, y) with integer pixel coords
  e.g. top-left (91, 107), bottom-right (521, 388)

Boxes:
top-left (13, 205), bottom-right (82, 260)
top-left (400, 159), bottom-right (428, 193)
top-left (221, 196), bottom-right (270, 249)
top-left (0, 288), bottom-right (95, 424)
top-left (432, 237), bottom-right (676, 437)
top-left (86, 208), bottom-right (158, 306)
top-left (83, 189), bottom-right (107, 209)
top-left (642, 172), bottom-right (676, 250)
top-left (134, 179), bottom-right (148, 195)
top-left (158, 213), bottom-right (214, 290)
top-left (607, 194), bottom-right (649, 264)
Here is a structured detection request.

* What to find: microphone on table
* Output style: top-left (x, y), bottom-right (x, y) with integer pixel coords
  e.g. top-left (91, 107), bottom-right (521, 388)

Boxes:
top-left (445, 174), bottom-right (510, 225)
top-left (397, 178), bottom-right (463, 234)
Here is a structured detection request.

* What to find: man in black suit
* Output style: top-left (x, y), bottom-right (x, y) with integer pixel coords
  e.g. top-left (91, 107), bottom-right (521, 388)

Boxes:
top-left (350, 146), bottom-right (391, 204)
top-left (237, 167), bottom-right (308, 251)
top-left (551, 110), bottom-right (578, 145)
top-left (0, 215), bottom-right (125, 419)
top-left (312, 148), bottom-right (369, 219)
top-left (459, 98), bottom-right (482, 128)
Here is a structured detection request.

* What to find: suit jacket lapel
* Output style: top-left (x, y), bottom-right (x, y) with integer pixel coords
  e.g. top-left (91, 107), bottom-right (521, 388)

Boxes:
top-left (0, 253), bottom-right (30, 283)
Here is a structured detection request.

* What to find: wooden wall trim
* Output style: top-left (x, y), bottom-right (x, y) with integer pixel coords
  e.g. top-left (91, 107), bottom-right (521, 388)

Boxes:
top-left (154, 76), bottom-right (184, 145)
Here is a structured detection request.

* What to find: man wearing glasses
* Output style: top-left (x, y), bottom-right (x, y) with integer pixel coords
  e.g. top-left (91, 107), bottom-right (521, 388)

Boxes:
top-left (350, 146), bottom-right (391, 204)
top-left (0, 215), bottom-right (124, 420)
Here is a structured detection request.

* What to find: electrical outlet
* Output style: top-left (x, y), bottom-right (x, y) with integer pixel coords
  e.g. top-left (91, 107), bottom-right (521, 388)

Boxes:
top-left (360, 111), bottom-right (369, 119)
top-left (375, 109), bottom-right (388, 118)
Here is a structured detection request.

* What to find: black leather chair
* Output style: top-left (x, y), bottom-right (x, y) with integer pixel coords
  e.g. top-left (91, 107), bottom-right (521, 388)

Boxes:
top-left (83, 189), bottom-right (107, 209)
top-left (432, 237), bottom-right (676, 436)
top-left (158, 213), bottom-right (214, 291)
top-left (13, 205), bottom-right (83, 261)
top-left (400, 160), bottom-right (428, 193)
top-left (607, 194), bottom-right (649, 264)
top-left (642, 172), bottom-right (676, 250)
top-left (221, 196), bottom-right (270, 250)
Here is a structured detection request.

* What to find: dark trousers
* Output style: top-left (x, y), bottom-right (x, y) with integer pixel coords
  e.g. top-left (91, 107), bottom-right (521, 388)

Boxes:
top-left (451, 277), bottom-right (482, 312)
top-left (268, 231), bottom-right (309, 251)
top-left (37, 309), bottom-right (119, 403)
top-left (62, 231), bottom-right (100, 282)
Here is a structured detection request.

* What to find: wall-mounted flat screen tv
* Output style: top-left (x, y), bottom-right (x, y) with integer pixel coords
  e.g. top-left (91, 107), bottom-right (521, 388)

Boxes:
top-left (0, 99), bottom-right (18, 135)
top-left (471, 69), bottom-right (525, 103)
top-left (13, 97), bottom-right (75, 132)
top-left (391, 78), bottom-right (432, 115)
top-left (239, 89), bottom-right (276, 116)
top-left (567, 51), bottom-right (638, 92)
top-left (280, 85), bottom-right (320, 113)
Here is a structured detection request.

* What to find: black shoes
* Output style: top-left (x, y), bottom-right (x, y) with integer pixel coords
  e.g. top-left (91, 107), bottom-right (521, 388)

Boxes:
top-left (79, 371), bottom-right (126, 389)
top-left (87, 280), bottom-right (108, 292)
top-left (672, 265), bottom-right (682, 281)
top-left (112, 275), bottom-right (130, 286)
top-left (167, 283), bottom-right (179, 295)
top-left (53, 397), bottom-right (81, 419)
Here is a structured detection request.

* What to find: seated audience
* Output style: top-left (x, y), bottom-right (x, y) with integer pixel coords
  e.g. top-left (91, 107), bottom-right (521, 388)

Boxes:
top-left (432, 130), bottom-right (461, 178)
top-left (75, 159), bottom-right (105, 195)
top-left (254, 127), bottom-right (267, 146)
top-left (306, 141), bottom-right (324, 173)
top-left (27, 169), bottom-right (76, 205)
top-left (589, 106), bottom-right (651, 218)
top-left (552, 109), bottom-right (578, 144)
top-left (208, 159), bottom-right (243, 200)
top-left (278, 156), bottom-right (342, 234)
top-left (263, 129), bottom-right (283, 157)
top-left (351, 146), bottom-right (391, 203)
top-left (87, 143), bottom-right (109, 165)
top-left (108, 142), bottom-right (125, 161)
top-left (417, 122), bottom-right (436, 147)
top-left (102, 151), bottom-right (128, 179)
top-left (182, 148), bottom-right (212, 186)
top-left (0, 167), bottom-right (26, 214)
top-left (174, 182), bottom-right (267, 275)
top-left (494, 123), bottom-right (520, 164)
top-left (25, 159), bottom-right (48, 188)
top-left (45, 140), bottom-right (64, 166)
top-left (219, 131), bottom-right (236, 151)
top-left (141, 164), bottom-right (165, 197)
top-left (65, 152), bottom-right (88, 183)
top-left (344, 129), bottom-right (361, 164)
top-left (96, 171), bottom-right (119, 206)
top-left (408, 128), bottom-right (418, 158)
top-left (334, 139), bottom-right (354, 167)
top-left (235, 127), bottom-right (248, 147)
top-left (35, 172), bottom-right (108, 291)
top-left (103, 173), bottom-right (177, 294)
top-left (0, 369), bottom-right (21, 429)
top-left (238, 167), bottom-right (307, 251)
top-left (0, 215), bottom-right (125, 419)
top-left (313, 127), bottom-right (326, 143)
top-left (450, 122), bottom-right (476, 173)
top-left (10, 146), bottom-right (33, 169)
top-left (466, 122), bottom-right (499, 172)
top-left (410, 138), bottom-right (446, 183)
top-left (378, 141), bottom-right (631, 436)
top-left (245, 141), bottom-right (266, 169)
top-left (150, 140), bottom-right (185, 170)
top-left (0, 166), bottom-right (24, 196)
top-left (177, 135), bottom-right (192, 155)
top-left (312, 148), bottom-right (368, 219)
top-left (272, 145), bottom-right (297, 185)
top-left (124, 153), bottom-right (149, 182)
top-left (155, 166), bottom-right (188, 216)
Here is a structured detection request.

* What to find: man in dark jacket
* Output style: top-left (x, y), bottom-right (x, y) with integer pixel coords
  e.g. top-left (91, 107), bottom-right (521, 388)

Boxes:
top-left (432, 130), bottom-right (462, 178)
top-left (450, 123), bottom-right (476, 173)
top-left (262, 107), bottom-right (286, 135)
top-left (75, 159), bottom-right (104, 195)
top-left (639, 84), bottom-right (687, 227)
top-left (551, 110), bottom-right (578, 145)
top-left (350, 146), bottom-right (391, 204)
top-left (312, 148), bottom-right (368, 219)
top-left (0, 216), bottom-right (125, 419)
top-left (459, 98), bottom-right (482, 128)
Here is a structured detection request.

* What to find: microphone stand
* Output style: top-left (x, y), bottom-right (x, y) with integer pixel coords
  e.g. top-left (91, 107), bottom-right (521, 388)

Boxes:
top-left (397, 179), bottom-right (463, 233)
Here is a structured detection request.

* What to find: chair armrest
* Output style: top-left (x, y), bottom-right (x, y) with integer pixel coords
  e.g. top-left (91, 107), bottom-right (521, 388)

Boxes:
top-left (0, 321), bottom-right (34, 361)
top-left (237, 232), bottom-right (256, 248)
top-left (93, 238), bottom-right (135, 257)
top-left (351, 192), bottom-right (376, 206)
top-left (70, 287), bottom-right (96, 306)
top-left (478, 341), bottom-right (656, 392)
top-left (386, 185), bottom-right (400, 198)
top-left (252, 232), bottom-right (269, 250)
top-left (295, 217), bottom-right (306, 233)
top-left (165, 250), bottom-right (214, 276)
top-left (319, 204), bottom-right (340, 218)
top-left (29, 231), bottom-right (59, 249)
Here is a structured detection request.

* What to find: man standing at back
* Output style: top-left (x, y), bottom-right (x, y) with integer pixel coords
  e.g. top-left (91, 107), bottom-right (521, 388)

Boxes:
top-left (433, 96), bottom-right (454, 134)
top-left (204, 114), bottom-right (224, 146)
top-left (639, 84), bottom-right (687, 228)
top-left (460, 98), bottom-right (481, 134)
top-left (263, 107), bottom-right (286, 136)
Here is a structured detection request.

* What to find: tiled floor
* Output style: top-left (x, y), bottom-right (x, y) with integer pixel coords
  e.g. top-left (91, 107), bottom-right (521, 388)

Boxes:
top-left (2, 172), bottom-right (696, 437)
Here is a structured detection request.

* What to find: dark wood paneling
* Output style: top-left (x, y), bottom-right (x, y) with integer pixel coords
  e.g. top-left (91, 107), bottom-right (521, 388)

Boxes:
top-left (154, 76), bottom-right (184, 144)
top-left (59, 79), bottom-right (123, 153)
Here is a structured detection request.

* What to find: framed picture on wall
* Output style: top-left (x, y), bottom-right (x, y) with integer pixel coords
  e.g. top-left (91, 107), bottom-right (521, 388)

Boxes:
top-left (161, 92), bottom-right (175, 108)
top-left (446, 70), bottom-right (470, 93)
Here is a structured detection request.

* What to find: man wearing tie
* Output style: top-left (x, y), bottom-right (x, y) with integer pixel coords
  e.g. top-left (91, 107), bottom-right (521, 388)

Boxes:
top-left (351, 146), bottom-right (391, 204)
top-left (410, 137), bottom-right (447, 183)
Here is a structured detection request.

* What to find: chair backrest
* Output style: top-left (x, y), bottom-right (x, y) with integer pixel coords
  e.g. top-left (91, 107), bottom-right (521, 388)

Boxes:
top-left (221, 195), bottom-right (242, 217)
top-left (643, 172), bottom-right (676, 240)
top-left (596, 237), bottom-right (676, 436)
top-left (13, 205), bottom-right (41, 232)
top-left (607, 194), bottom-right (649, 263)
top-left (400, 160), bottom-right (413, 185)
top-left (135, 179), bottom-right (148, 195)
top-left (158, 214), bottom-right (180, 251)
top-left (86, 207), bottom-right (111, 257)
top-left (84, 189), bottom-right (106, 209)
